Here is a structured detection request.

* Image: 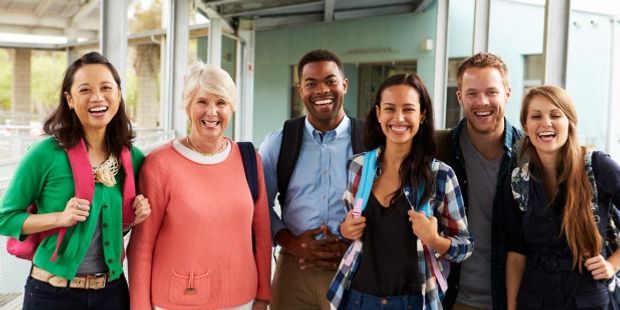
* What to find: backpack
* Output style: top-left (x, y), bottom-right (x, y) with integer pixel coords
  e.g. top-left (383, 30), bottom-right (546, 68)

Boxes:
top-left (238, 142), bottom-right (258, 202)
top-left (275, 116), bottom-right (365, 207)
top-left (6, 140), bottom-right (136, 261)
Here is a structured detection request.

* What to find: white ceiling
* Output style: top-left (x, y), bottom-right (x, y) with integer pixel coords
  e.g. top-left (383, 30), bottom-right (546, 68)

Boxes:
top-left (0, 0), bottom-right (99, 39)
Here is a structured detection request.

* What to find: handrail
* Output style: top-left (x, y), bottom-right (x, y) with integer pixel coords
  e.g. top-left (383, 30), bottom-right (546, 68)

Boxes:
top-left (0, 130), bottom-right (176, 194)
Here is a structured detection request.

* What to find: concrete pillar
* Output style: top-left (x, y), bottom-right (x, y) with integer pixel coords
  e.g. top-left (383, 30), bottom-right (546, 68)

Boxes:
top-left (136, 44), bottom-right (161, 129)
top-left (12, 48), bottom-right (31, 114)
top-left (235, 19), bottom-right (255, 142)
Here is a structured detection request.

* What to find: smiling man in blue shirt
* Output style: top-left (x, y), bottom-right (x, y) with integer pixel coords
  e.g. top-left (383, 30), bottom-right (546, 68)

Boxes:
top-left (259, 49), bottom-right (365, 310)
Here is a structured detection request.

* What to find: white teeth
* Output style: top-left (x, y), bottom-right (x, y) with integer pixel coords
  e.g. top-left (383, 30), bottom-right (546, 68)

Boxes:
top-left (390, 125), bottom-right (408, 132)
top-left (314, 99), bottom-right (332, 105)
top-left (475, 111), bottom-right (492, 116)
top-left (538, 131), bottom-right (555, 138)
top-left (89, 106), bottom-right (108, 113)
top-left (201, 120), bottom-right (219, 128)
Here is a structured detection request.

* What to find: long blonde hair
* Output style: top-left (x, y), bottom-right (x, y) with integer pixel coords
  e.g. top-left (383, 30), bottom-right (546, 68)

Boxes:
top-left (520, 85), bottom-right (601, 271)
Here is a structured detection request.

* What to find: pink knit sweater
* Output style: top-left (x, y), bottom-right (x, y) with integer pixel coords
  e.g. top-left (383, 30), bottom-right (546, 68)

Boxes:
top-left (127, 141), bottom-right (271, 309)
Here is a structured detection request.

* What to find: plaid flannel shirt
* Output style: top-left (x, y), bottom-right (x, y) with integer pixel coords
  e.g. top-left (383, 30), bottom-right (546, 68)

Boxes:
top-left (327, 151), bottom-right (474, 310)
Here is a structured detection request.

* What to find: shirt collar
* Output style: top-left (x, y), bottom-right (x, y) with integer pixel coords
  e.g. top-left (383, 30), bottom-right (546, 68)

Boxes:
top-left (304, 115), bottom-right (351, 140)
top-left (454, 117), bottom-right (516, 153)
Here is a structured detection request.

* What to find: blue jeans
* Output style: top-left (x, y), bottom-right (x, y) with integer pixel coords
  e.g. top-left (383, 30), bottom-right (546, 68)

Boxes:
top-left (23, 275), bottom-right (129, 310)
top-left (346, 288), bottom-right (424, 310)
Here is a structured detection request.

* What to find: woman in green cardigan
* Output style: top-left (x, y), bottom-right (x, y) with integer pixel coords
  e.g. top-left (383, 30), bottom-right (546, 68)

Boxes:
top-left (0, 52), bottom-right (150, 310)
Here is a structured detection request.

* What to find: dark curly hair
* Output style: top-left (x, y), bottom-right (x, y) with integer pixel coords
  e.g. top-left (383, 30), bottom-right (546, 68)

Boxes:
top-left (43, 52), bottom-right (134, 156)
top-left (364, 73), bottom-right (436, 205)
top-left (297, 49), bottom-right (345, 81)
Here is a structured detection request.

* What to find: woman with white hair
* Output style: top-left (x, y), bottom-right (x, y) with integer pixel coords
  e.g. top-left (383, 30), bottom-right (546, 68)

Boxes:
top-left (127, 62), bottom-right (272, 310)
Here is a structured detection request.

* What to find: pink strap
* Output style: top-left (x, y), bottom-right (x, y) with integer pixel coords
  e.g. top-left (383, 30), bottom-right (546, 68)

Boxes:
top-left (120, 146), bottom-right (136, 227)
top-left (424, 244), bottom-right (448, 292)
top-left (49, 140), bottom-right (135, 262)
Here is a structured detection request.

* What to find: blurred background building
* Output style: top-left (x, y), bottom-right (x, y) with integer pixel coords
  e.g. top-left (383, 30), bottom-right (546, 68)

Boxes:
top-left (0, 0), bottom-right (619, 308)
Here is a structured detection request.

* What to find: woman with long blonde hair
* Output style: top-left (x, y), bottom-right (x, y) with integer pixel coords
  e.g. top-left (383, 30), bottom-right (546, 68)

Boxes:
top-left (506, 85), bottom-right (620, 309)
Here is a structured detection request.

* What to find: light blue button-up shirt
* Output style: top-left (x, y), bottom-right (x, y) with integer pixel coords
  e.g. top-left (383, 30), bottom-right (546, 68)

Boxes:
top-left (258, 116), bottom-right (353, 240)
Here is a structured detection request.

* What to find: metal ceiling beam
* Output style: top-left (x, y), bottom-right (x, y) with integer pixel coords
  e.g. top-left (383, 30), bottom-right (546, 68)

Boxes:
top-left (0, 12), bottom-right (68, 28)
top-left (414, 0), bottom-right (434, 13)
top-left (223, 1), bottom-right (323, 18)
top-left (335, 0), bottom-right (414, 11)
top-left (0, 24), bottom-right (96, 37)
top-left (34, 0), bottom-right (54, 16)
top-left (334, 4), bottom-right (415, 20)
top-left (0, 41), bottom-right (64, 50)
top-left (256, 13), bottom-right (322, 30)
top-left (324, 0), bottom-right (335, 22)
top-left (71, 0), bottom-right (100, 25)
top-left (195, 0), bottom-right (235, 34)
top-left (202, 0), bottom-right (244, 5)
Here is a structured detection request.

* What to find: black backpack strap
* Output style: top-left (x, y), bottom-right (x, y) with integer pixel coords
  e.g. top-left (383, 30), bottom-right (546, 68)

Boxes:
top-left (238, 142), bottom-right (258, 202)
top-left (435, 129), bottom-right (452, 163)
top-left (350, 116), bottom-right (366, 154)
top-left (276, 117), bottom-right (305, 207)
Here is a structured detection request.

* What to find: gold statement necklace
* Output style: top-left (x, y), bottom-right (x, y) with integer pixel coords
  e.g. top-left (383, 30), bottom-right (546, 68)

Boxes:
top-left (187, 136), bottom-right (226, 156)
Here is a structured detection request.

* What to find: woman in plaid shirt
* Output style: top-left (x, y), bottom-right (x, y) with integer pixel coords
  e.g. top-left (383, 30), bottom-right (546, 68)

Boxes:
top-left (327, 74), bottom-right (473, 309)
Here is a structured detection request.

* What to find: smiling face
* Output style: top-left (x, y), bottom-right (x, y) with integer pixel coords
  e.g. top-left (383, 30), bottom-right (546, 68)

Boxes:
top-left (457, 67), bottom-right (510, 136)
top-left (187, 87), bottom-right (233, 143)
top-left (524, 95), bottom-right (570, 158)
top-left (298, 61), bottom-right (348, 132)
top-left (65, 64), bottom-right (121, 135)
top-left (375, 84), bottom-right (425, 149)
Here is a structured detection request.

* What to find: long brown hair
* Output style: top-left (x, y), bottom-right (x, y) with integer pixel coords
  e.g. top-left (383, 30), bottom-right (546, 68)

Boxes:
top-left (364, 73), bottom-right (436, 205)
top-left (520, 85), bottom-right (600, 271)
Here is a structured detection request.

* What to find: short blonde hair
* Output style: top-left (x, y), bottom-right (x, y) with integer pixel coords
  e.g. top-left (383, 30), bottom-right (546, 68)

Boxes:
top-left (182, 61), bottom-right (237, 111)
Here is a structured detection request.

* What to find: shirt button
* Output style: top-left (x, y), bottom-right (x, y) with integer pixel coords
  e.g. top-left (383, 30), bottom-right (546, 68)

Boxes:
top-left (322, 195), bottom-right (327, 200)
top-left (102, 204), bottom-right (108, 209)
top-left (104, 241), bottom-right (110, 246)
top-left (381, 298), bottom-right (388, 305)
top-left (322, 144), bottom-right (327, 148)
top-left (107, 259), bottom-right (113, 264)
top-left (322, 170), bottom-right (327, 175)
top-left (102, 223), bottom-right (108, 228)
top-left (110, 270), bottom-right (115, 276)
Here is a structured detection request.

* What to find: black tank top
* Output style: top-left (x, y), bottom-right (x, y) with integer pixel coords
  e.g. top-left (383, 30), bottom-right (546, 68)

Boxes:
top-left (351, 193), bottom-right (421, 296)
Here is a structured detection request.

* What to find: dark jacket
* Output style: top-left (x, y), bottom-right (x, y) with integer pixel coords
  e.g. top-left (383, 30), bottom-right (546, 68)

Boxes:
top-left (437, 118), bottom-right (523, 310)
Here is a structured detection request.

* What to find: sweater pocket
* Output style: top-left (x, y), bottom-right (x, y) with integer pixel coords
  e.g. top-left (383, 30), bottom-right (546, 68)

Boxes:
top-left (169, 271), bottom-right (210, 305)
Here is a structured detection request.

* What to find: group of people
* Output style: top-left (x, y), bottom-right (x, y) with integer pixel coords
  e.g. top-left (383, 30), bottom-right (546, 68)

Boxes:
top-left (0, 47), bottom-right (618, 310)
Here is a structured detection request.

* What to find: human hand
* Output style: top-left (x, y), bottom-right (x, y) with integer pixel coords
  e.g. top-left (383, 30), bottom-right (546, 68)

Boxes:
top-left (56, 197), bottom-right (90, 227)
top-left (132, 194), bottom-right (151, 226)
top-left (408, 210), bottom-right (439, 245)
top-left (585, 254), bottom-right (617, 280)
top-left (252, 300), bottom-right (268, 310)
top-left (340, 210), bottom-right (366, 241)
top-left (298, 228), bottom-right (348, 270)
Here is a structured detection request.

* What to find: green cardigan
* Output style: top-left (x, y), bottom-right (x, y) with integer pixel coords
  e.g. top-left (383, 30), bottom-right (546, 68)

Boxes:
top-left (0, 137), bottom-right (144, 280)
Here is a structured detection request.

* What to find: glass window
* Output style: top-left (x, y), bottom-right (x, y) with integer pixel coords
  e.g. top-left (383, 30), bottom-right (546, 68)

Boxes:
top-left (523, 54), bottom-right (543, 94)
top-left (567, 0), bottom-right (620, 154)
top-left (445, 58), bottom-right (465, 128)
